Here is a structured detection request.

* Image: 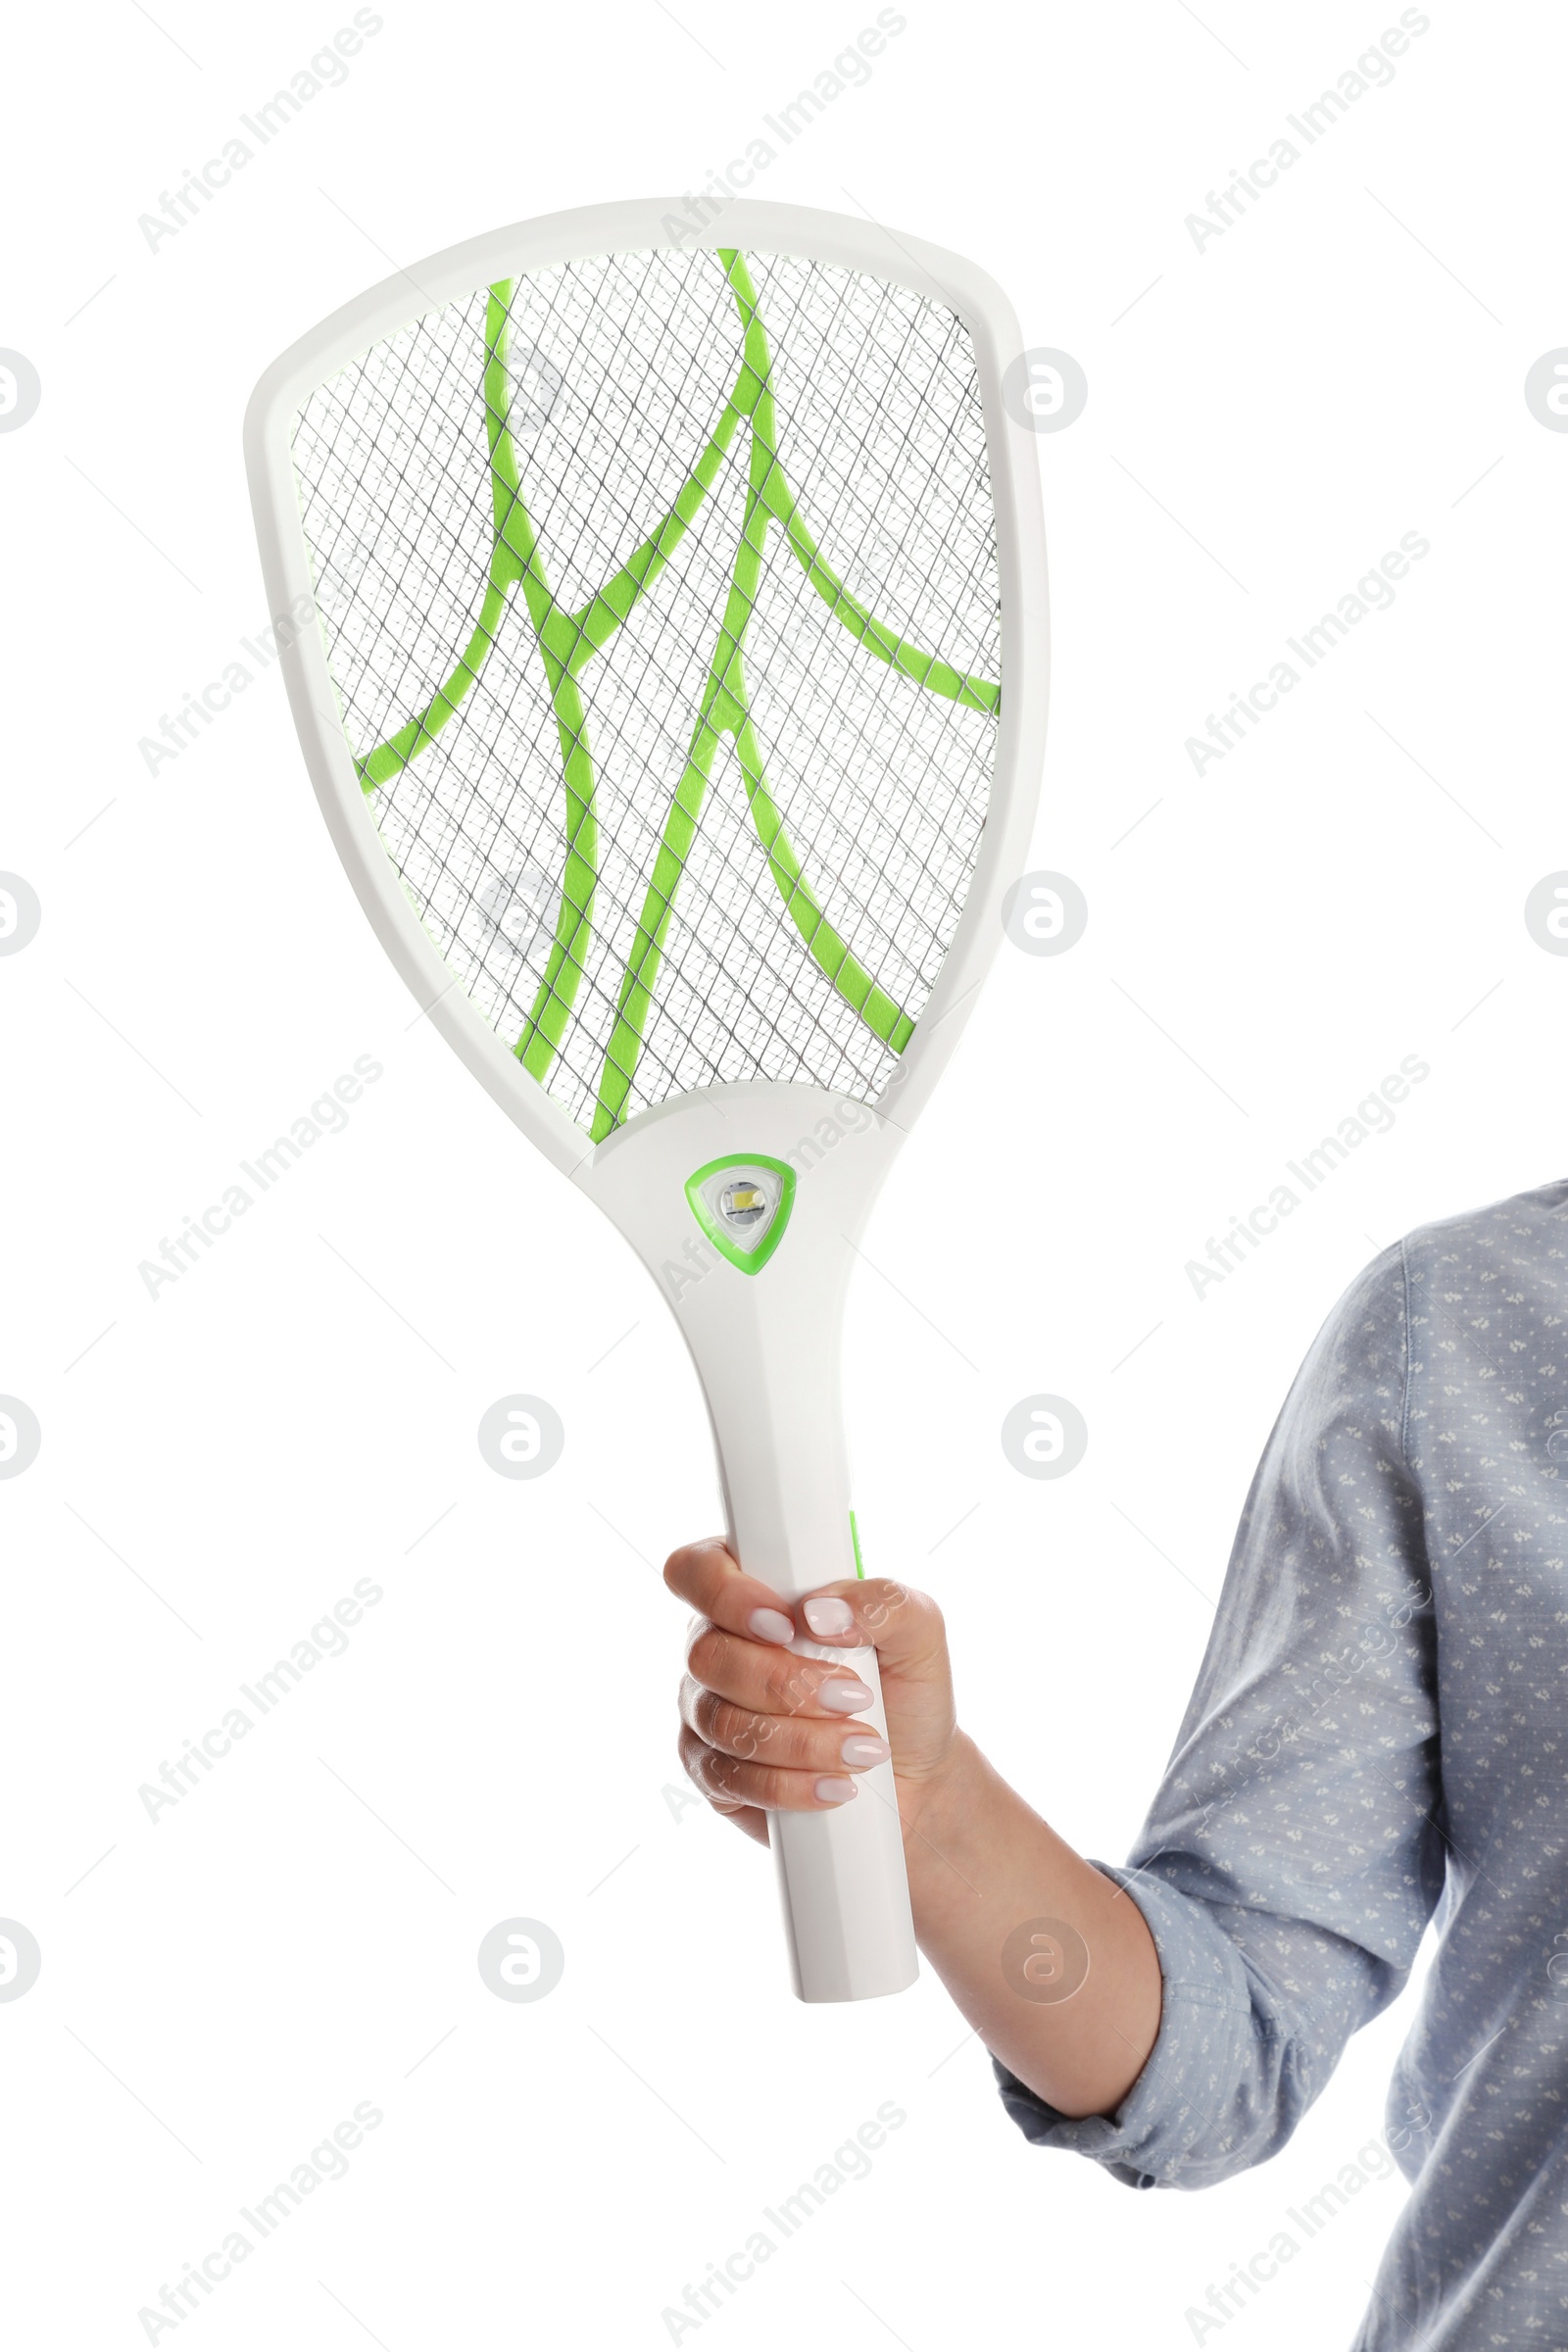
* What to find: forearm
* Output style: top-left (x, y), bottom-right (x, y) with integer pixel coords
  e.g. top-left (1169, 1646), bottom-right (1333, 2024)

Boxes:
top-left (903, 1733), bottom-right (1163, 2120)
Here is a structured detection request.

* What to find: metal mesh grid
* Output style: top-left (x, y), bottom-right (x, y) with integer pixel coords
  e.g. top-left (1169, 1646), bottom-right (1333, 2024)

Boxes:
top-left (291, 247), bottom-right (1001, 1137)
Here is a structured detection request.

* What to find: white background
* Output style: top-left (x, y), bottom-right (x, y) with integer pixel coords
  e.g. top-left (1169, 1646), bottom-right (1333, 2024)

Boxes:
top-left (3, 2), bottom-right (1563, 2346)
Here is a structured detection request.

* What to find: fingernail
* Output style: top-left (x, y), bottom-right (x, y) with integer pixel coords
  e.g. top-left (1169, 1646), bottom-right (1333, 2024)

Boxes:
top-left (748, 1607), bottom-right (795, 1645)
top-left (814, 1776), bottom-right (858, 1804)
top-left (841, 1735), bottom-right (891, 1767)
top-left (819, 1679), bottom-right (873, 1714)
top-left (804, 1595), bottom-right (856, 1638)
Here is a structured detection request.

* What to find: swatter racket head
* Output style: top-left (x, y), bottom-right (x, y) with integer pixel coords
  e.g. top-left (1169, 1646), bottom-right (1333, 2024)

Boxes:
top-left (244, 199), bottom-right (1047, 1174)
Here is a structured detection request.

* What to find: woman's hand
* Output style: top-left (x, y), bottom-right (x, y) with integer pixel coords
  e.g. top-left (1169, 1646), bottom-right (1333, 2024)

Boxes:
top-left (665, 1530), bottom-right (1163, 2120)
top-left (664, 1536), bottom-right (958, 1845)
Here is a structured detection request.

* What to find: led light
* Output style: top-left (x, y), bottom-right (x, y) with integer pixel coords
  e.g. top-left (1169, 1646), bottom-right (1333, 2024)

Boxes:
top-left (685, 1154), bottom-right (797, 1275)
top-left (720, 1181), bottom-right (768, 1227)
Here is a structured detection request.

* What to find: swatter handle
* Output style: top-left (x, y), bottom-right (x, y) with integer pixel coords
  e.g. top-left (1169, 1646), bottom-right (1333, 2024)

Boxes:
top-left (719, 1456), bottom-right (917, 2002)
top-left (579, 1086), bottom-right (918, 2000)
top-left (763, 1633), bottom-right (918, 2004)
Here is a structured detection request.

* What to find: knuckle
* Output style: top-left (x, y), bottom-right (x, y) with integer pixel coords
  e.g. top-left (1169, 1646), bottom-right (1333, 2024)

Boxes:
top-left (678, 1673), bottom-right (711, 1734)
top-left (679, 1729), bottom-right (724, 1791)
top-left (871, 1577), bottom-right (938, 1637)
top-left (663, 1536), bottom-right (728, 1593)
top-left (685, 1623), bottom-right (725, 1678)
top-left (704, 1747), bottom-right (750, 1801)
top-left (756, 1765), bottom-right (806, 1810)
top-left (662, 1544), bottom-right (704, 1593)
top-left (675, 1728), bottom-right (707, 1789)
top-left (714, 1701), bottom-right (784, 1761)
top-left (760, 1656), bottom-right (817, 1713)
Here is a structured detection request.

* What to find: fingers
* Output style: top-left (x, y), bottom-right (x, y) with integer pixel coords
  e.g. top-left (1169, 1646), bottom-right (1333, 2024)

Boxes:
top-left (662, 1544), bottom-right (943, 1681)
top-left (674, 1735), bottom-right (770, 1846)
top-left (679, 1675), bottom-right (893, 1776)
top-left (665, 1542), bottom-right (889, 1725)
top-left (677, 1722), bottom-right (872, 1818)
top-left (682, 1616), bottom-right (876, 1720)
top-left (665, 1540), bottom-right (948, 1833)
top-left (662, 1536), bottom-right (797, 1648)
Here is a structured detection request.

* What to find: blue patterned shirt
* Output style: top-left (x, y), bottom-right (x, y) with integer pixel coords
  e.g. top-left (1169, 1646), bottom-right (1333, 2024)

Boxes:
top-left (996, 1180), bottom-right (1568, 2349)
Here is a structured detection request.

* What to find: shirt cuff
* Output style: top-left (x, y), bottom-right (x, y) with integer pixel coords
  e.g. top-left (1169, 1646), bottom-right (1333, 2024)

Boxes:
top-left (991, 1860), bottom-right (1254, 2189)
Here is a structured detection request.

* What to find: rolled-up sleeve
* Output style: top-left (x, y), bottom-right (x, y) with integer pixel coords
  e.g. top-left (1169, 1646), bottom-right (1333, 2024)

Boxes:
top-left (997, 1241), bottom-right (1446, 2187)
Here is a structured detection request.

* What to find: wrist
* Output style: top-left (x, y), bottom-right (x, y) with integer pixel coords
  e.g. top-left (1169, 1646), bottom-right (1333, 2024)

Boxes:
top-left (897, 1727), bottom-right (984, 1851)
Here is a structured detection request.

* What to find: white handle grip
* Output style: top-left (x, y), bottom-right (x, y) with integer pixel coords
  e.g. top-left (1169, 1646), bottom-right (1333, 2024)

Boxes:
top-left (767, 1634), bottom-right (917, 2002)
top-left (578, 1085), bottom-right (920, 2000)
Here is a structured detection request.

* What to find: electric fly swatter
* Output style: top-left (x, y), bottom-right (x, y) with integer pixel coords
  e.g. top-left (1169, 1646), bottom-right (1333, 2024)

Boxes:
top-left (245, 199), bottom-right (1047, 2003)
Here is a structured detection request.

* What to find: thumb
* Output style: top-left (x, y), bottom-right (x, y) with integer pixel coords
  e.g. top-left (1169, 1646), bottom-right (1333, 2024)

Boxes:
top-left (796, 1576), bottom-right (948, 1681)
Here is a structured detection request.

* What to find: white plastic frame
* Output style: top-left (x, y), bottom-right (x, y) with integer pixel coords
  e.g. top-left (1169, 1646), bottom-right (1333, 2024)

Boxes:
top-left (245, 198), bottom-right (1048, 2004)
